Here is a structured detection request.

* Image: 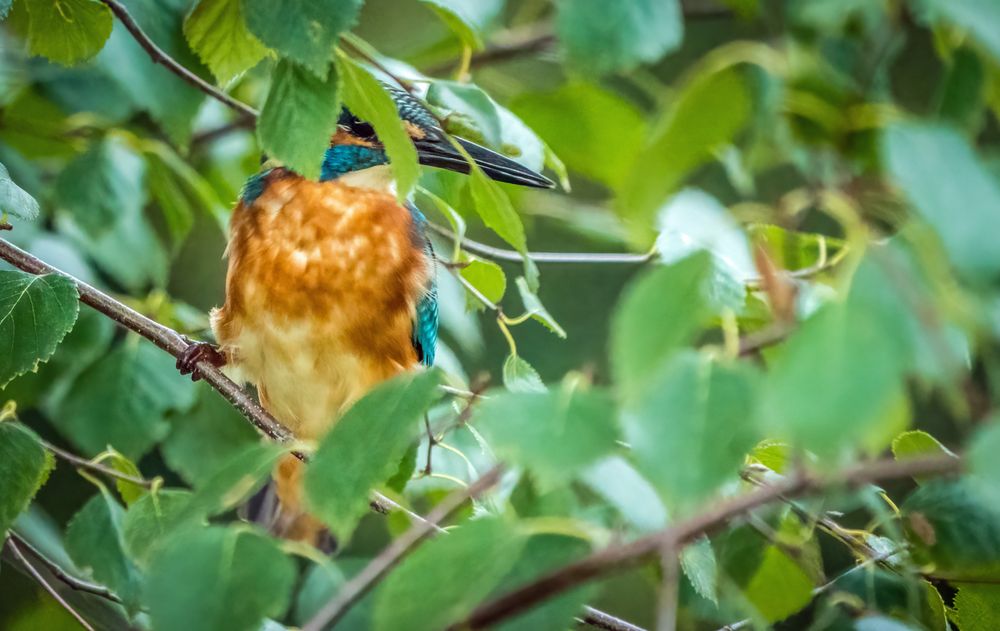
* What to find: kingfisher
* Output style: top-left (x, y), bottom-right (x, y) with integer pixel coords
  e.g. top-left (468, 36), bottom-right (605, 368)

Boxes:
top-left (177, 86), bottom-right (553, 542)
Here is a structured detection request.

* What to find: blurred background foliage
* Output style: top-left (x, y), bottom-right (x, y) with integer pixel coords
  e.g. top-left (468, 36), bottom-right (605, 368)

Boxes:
top-left (3, 0), bottom-right (1000, 629)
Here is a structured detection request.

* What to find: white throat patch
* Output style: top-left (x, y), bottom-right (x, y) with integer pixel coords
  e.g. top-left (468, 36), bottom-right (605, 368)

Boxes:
top-left (338, 165), bottom-right (397, 195)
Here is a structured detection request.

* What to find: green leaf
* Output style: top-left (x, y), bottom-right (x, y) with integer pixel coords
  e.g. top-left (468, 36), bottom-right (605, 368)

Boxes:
top-left (101, 448), bottom-right (146, 506)
top-left (0, 422), bottom-right (54, 538)
top-left (0, 0), bottom-right (11, 19)
top-left (474, 380), bottom-right (618, 489)
top-left (610, 252), bottom-right (714, 400)
top-left (460, 257), bottom-right (506, 309)
top-left (304, 369), bottom-right (442, 542)
top-left (515, 277), bottom-right (566, 339)
top-left (121, 489), bottom-right (193, 567)
top-left (257, 58), bottom-right (341, 181)
top-left (969, 418), bottom-right (1000, 507)
top-left (0, 270), bottom-right (79, 388)
top-left (162, 385), bottom-right (259, 485)
top-left (502, 353), bottom-right (546, 393)
top-left (469, 168), bottom-right (527, 252)
top-left (618, 68), bottom-right (751, 245)
top-left (243, 0), bottom-right (362, 78)
top-left (681, 538), bottom-right (718, 604)
top-left (0, 160), bottom-right (40, 220)
top-left (145, 526), bottom-right (296, 631)
top-left (555, 0), bottom-right (683, 75)
top-left (373, 518), bottom-right (524, 631)
top-left (339, 58), bottom-right (421, 200)
top-left (65, 490), bottom-right (142, 610)
top-left (892, 430), bottom-right (955, 461)
top-left (511, 82), bottom-right (645, 189)
top-left (955, 583), bottom-right (1000, 631)
top-left (719, 526), bottom-right (814, 623)
top-left (183, 0), bottom-right (268, 84)
top-left (495, 534), bottom-right (596, 631)
top-left (580, 456), bottom-right (667, 532)
top-left (178, 442), bottom-right (290, 523)
top-left (918, 0), bottom-right (1000, 66)
top-left (623, 352), bottom-right (758, 509)
top-left (427, 81), bottom-right (502, 148)
top-left (25, 0), bottom-right (112, 65)
top-left (55, 338), bottom-right (196, 459)
top-left (883, 123), bottom-right (1000, 281)
top-left (418, 0), bottom-right (503, 48)
top-left (95, 2), bottom-right (207, 145)
top-left (902, 479), bottom-right (1000, 580)
top-left (937, 47), bottom-right (986, 131)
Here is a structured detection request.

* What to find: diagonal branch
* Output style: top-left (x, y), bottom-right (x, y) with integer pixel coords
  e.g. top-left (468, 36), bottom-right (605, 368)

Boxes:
top-left (459, 454), bottom-right (962, 629)
top-left (97, 0), bottom-right (258, 119)
top-left (6, 537), bottom-right (96, 631)
top-left (8, 532), bottom-right (123, 604)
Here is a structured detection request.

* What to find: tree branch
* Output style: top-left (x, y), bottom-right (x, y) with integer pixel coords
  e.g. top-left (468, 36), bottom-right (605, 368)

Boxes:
top-left (8, 532), bottom-right (123, 604)
top-left (41, 439), bottom-right (153, 489)
top-left (6, 537), bottom-right (96, 631)
top-left (302, 465), bottom-right (505, 631)
top-left (97, 0), bottom-right (258, 120)
top-left (459, 454), bottom-right (962, 629)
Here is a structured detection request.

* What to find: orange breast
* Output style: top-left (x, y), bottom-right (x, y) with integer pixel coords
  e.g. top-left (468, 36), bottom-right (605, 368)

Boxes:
top-left (210, 169), bottom-right (430, 439)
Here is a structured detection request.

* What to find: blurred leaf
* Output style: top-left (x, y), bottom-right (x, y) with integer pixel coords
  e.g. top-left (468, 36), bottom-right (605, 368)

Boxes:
top-left (178, 442), bottom-right (289, 523)
top-left (65, 489), bottom-right (142, 610)
top-left (55, 337), bottom-right (197, 459)
top-left (474, 380), bottom-right (618, 489)
top-left (854, 616), bottom-right (921, 631)
top-left (146, 526), bottom-right (296, 631)
top-left (502, 353), bottom-right (545, 393)
top-left (340, 58), bottom-right (420, 200)
top-left (555, 0), bottom-right (683, 75)
top-left (418, 0), bottom-right (503, 49)
top-left (121, 489), bottom-right (193, 566)
top-left (258, 58), bottom-right (341, 181)
top-left (0, 160), bottom-right (39, 221)
top-left (243, 0), bottom-right (361, 78)
top-left (183, 0), bottom-right (268, 84)
top-left (619, 68), bottom-right (751, 244)
top-left (750, 440), bottom-right (791, 474)
top-left (0, 422), bottom-right (54, 538)
top-left (937, 47), bottom-right (986, 131)
top-left (903, 479), bottom-right (1000, 580)
top-left (495, 534), bottom-right (596, 631)
top-left (719, 526), bottom-right (814, 623)
top-left (580, 456), bottom-right (667, 532)
top-left (969, 418), bottom-right (1000, 507)
top-left (955, 583), bottom-right (1000, 631)
top-left (893, 430), bottom-right (955, 461)
top-left (512, 82), bottom-right (645, 189)
top-left (25, 0), bottom-right (112, 66)
top-left (468, 163), bottom-right (526, 252)
top-left (460, 257), bottom-right (506, 309)
top-left (0, 0), bottom-right (11, 19)
top-left (95, 2), bottom-right (207, 145)
top-left (884, 123), bottom-right (1000, 281)
top-left (514, 277), bottom-right (566, 338)
top-left (681, 538), bottom-right (718, 604)
top-left (304, 369), bottom-right (442, 542)
top-left (428, 80), bottom-right (502, 148)
top-left (0, 270), bottom-right (78, 388)
top-left (611, 252), bottom-right (714, 400)
top-left (100, 448), bottom-right (145, 505)
top-left (623, 352), bottom-right (758, 509)
top-left (918, 0), bottom-right (1000, 66)
top-left (162, 385), bottom-right (259, 485)
top-left (373, 518), bottom-right (524, 631)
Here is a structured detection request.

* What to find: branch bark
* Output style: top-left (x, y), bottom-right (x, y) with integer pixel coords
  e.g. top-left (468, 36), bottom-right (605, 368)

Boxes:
top-left (459, 454), bottom-right (962, 629)
top-left (6, 537), bottom-right (96, 631)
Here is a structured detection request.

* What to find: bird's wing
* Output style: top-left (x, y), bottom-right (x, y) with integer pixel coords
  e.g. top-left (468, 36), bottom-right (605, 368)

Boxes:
top-left (407, 202), bottom-right (439, 367)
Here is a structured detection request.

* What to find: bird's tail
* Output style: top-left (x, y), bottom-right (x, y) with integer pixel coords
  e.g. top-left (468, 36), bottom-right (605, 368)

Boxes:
top-left (271, 454), bottom-right (330, 547)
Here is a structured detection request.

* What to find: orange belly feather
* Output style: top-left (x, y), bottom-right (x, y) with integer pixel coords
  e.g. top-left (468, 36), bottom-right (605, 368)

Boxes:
top-left (211, 169), bottom-right (430, 441)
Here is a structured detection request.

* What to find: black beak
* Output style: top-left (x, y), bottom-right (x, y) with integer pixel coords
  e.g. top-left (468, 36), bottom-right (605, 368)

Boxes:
top-left (414, 136), bottom-right (555, 189)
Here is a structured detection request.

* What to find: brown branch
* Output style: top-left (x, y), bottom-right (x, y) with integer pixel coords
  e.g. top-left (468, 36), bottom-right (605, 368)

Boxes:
top-left (302, 465), bottom-right (505, 631)
top-left (41, 439), bottom-right (153, 489)
top-left (579, 607), bottom-right (647, 631)
top-left (6, 537), bottom-right (96, 631)
top-left (97, 0), bottom-right (259, 120)
top-left (460, 454), bottom-right (962, 629)
top-left (8, 532), bottom-right (123, 604)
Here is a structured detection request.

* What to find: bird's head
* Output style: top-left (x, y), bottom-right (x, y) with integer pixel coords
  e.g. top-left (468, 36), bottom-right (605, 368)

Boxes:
top-left (321, 87), bottom-right (554, 190)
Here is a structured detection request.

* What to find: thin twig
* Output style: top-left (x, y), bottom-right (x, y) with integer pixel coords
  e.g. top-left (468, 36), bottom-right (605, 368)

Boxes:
top-left (41, 439), bottom-right (152, 489)
top-left (578, 607), bottom-right (647, 631)
top-left (302, 465), bottom-right (505, 631)
top-left (656, 544), bottom-right (680, 631)
top-left (97, 0), bottom-right (258, 119)
top-left (459, 454), bottom-right (962, 629)
top-left (9, 532), bottom-right (123, 604)
top-left (6, 538), bottom-right (96, 631)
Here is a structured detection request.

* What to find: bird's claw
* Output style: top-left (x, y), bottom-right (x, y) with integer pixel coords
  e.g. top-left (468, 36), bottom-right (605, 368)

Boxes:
top-left (177, 341), bottom-right (226, 382)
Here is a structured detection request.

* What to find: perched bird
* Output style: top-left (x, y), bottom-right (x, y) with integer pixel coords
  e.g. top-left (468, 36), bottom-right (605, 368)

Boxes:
top-left (178, 87), bottom-right (553, 541)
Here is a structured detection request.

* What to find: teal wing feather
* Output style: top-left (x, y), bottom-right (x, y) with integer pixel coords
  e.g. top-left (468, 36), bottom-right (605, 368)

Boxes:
top-left (407, 202), bottom-right (438, 366)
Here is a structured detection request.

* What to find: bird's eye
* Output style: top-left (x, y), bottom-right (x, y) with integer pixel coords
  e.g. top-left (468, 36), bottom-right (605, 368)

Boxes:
top-left (353, 121), bottom-right (376, 139)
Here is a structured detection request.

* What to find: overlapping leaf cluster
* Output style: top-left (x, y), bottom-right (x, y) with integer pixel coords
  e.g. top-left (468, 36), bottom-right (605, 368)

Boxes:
top-left (3, 0), bottom-right (1000, 630)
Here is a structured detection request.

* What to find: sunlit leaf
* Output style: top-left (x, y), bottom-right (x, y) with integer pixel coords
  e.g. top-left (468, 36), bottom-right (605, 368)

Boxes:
top-left (418, 0), bottom-right (503, 48)
top-left (502, 353), bottom-right (546, 393)
top-left (955, 583), bottom-right (1000, 631)
top-left (183, 0), bottom-right (268, 84)
top-left (0, 270), bottom-right (78, 388)
top-left (25, 0), bottom-right (112, 66)
top-left (460, 257), bottom-right (506, 309)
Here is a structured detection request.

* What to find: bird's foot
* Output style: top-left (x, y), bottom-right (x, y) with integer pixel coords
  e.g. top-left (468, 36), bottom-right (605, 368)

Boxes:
top-left (177, 340), bottom-right (226, 382)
